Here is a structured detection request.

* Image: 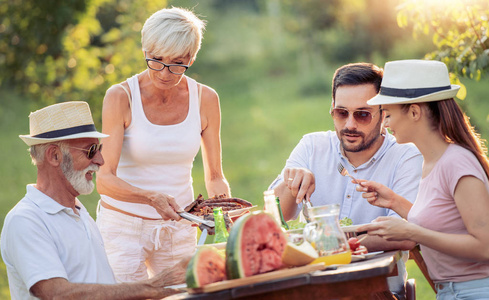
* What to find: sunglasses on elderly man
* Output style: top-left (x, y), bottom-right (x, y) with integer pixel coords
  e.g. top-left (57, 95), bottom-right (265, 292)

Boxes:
top-left (70, 144), bottom-right (103, 159)
top-left (330, 108), bottom-right (382, 125)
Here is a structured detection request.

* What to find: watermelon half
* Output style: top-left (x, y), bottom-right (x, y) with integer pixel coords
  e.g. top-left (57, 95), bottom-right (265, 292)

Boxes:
top-left (186, 246), bottom-right (226, 288)
top-left (226, 211), bottom-right (287, 279)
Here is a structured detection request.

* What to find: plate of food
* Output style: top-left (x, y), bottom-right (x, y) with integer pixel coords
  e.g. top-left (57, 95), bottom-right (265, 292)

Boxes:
top-left (228, 205), bottom-right (257, 217)
top-left (339, 217), bottom-right (366, 233)
top-left (351, 251), bottom-right (384, 262)
top-left (341, 224), bottom-right (369, 233)
top-left (196, 242), bottom-right (226, 250)
top-left (184, 194), bottom-right (254, 216)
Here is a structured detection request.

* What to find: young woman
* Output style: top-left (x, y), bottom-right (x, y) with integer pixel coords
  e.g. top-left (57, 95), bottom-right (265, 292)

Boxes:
top-left (357, 60), bottom-right (489, 299)
top-left (96, 7), bottom-right (231, 282)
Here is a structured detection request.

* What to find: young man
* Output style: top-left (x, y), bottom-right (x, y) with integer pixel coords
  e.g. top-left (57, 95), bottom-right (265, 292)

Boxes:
top-left (270, 63), bottom-right (423, 299)
top-left (1, 101), bottom-right (188, 299)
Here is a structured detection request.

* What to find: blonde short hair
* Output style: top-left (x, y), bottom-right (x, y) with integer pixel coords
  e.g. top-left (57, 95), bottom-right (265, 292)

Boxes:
top-left (141, 7), bottom-right (206, 61)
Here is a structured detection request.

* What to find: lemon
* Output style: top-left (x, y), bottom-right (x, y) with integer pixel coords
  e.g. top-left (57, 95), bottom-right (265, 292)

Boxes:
top-left (282, 241), bottom-right (319, 267)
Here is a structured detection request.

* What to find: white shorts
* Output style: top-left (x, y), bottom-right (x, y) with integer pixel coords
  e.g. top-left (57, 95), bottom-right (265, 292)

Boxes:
top-left (96, 204), bottom-right (197, 283)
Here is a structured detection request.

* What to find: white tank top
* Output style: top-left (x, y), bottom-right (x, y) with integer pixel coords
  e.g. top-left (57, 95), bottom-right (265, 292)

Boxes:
top-left (101, 75), bottom-right (202, 218)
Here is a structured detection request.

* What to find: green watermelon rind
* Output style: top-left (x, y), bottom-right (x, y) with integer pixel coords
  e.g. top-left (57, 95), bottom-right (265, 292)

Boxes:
top-left (225, 212), bottom-right (250, 279)
top-left (186, 246), bottom-right (223, 288)
top-left (225, 211), bottom-right (282, 280)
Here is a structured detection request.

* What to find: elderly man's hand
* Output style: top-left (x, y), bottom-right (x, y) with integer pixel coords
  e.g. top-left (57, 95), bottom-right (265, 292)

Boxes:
top-left (148, 255), bottom-right (192, 298)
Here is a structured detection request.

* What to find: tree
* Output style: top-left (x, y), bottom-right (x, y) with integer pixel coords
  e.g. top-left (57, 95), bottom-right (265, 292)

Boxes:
top-left (397, 0), bottom-right (489, 137)
top-left (397, 0), bottom-right (489, 82)
top-left (0, 0), bottom-right (167, 122)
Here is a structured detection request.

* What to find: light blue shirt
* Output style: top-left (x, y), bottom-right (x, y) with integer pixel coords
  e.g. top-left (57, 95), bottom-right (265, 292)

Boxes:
top-left (1, 185), bottom-right (115, 300)
top-left (270, 131), bottom-right (423, 223)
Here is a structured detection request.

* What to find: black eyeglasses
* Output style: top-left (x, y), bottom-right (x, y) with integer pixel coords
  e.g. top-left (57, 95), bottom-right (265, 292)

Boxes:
top-left (330, 108), bottom-right (382, 125)
top-left (70, 144), bottom-right (103, 159)
top-left (145, 58), bottom-right (189, 75)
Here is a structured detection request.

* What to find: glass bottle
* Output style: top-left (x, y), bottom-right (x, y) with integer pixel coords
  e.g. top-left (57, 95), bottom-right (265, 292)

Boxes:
top-left (213, 207), bottom-right (229, 243)
top-left (263, 190), bottom-right (281, 226)
top-left (276, 197), bottom-right (289, 230)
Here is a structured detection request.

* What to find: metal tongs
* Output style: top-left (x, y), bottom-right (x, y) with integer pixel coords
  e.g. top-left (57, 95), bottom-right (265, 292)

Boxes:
top-left (178, 211), bottom-right (215, 228)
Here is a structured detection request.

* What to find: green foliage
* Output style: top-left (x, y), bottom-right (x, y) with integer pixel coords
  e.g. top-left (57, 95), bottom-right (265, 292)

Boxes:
top-left (0, 0), bottom-right (168, 123)
top-left (397, 0), bottom-right (489, 80)
top-left (0, 0), bottom-right (88, 86)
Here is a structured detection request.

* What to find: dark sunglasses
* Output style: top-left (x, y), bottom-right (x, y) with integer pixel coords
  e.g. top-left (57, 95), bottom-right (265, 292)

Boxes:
top-left (70, 144), bottom-right (103, 159)
top-left (330, 108), bottom-right (382, 125)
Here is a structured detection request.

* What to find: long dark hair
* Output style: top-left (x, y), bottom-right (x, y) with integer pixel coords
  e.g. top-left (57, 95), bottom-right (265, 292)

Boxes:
top-left (404, 99), bottom-right (489, 179)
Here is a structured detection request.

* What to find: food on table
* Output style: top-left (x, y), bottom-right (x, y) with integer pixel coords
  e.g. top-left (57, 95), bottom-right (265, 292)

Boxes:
top-left (286, 219), bottom-right (306, 230)
top-left (184, 194), bottom-right (253, 216)
top-left (199, 212), bottom-right (233, 235)
top-left (226, 211), bottom-right (287, 279)
top-left (347, 237), bottom-right (368, 255)
top-left (186, 246), bottom-right (227, 288)
top-left (339, 217), bottom-right (353, 227)
top-left (281, 241), bottom-right (318, 267)
top-left (185, 194), bottom-right (252, 234)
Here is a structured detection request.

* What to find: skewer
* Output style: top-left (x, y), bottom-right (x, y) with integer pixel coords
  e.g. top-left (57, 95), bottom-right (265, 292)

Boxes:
top-left (357, 235), bottom-right (368, 243)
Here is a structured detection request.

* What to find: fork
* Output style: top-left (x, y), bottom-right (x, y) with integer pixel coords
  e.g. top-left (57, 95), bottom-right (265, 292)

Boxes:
top-left (337, 162), bottom-right (359, 184)
top-left (302, 198), bottom-right (312, 223)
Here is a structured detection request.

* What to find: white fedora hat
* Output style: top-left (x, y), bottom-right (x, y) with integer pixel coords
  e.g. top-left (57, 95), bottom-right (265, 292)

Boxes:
top-left (368, 60), bottom-right (460, 105)
top-left (19, 101), bottom-right (108, 146)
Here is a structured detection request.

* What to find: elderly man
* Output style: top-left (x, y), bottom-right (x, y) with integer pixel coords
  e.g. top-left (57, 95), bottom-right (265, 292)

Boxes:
top-left (0, 101), bottom-right (187, 299)
top-left (270, 63), bottom-right (423, 299)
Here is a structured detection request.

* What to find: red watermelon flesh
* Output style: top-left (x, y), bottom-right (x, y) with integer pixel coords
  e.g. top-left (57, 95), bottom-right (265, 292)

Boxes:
top-left (239, 213), bottom-right (287, 277)
top-left (186, 246), bottom-right (226, 288)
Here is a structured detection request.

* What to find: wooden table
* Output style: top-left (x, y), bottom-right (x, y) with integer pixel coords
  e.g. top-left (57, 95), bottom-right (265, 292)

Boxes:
top-left (167, 251), bottom-right (402, 300)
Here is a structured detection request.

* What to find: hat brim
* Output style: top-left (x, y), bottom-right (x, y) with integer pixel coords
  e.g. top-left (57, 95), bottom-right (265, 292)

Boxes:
top-left (19, 132), bottom-right (109, 146)
top-left (367, 85), bottom-right (460, 105)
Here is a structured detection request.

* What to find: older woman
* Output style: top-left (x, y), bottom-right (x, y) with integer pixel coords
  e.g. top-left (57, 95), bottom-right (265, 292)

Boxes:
top-left (357, 60), bottom-right (489, 299)
top-left (96, 7), bottom-right (231, 282)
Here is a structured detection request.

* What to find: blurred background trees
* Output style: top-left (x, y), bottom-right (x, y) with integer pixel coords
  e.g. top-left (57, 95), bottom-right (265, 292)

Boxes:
top-left (2, 0), bottom-right (484, 110)
top-left (398, 0), bottom-right (489, 81)
top-left (1, 0), bottom-right (168, 120)
top-left (2, 0), bottom-right (487, 112)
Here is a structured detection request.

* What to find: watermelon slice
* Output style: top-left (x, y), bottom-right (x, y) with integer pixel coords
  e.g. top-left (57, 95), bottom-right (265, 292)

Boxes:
top-left (226, 211), bottom-right (287, 279)
top-left (186, 246), bottom-right (226, 288)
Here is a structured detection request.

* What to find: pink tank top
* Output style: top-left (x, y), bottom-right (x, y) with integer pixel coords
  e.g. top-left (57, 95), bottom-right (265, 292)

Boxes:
top-left (101, 75), bottom-right (202, 218)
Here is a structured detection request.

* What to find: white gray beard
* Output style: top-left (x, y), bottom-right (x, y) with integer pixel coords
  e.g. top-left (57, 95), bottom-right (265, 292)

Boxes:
top-left (61, 153), bottom-right (98, 195)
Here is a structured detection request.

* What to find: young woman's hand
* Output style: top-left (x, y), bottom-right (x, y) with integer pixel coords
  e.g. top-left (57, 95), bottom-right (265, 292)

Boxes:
top-left (357, 216), bottom-right (415, 242)
top-left (356, 179), bottom-right (397, 209)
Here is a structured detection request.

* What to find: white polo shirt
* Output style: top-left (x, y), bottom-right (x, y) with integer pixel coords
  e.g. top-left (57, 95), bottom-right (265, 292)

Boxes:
top-left (1, 185), bottom-right (115, 299)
